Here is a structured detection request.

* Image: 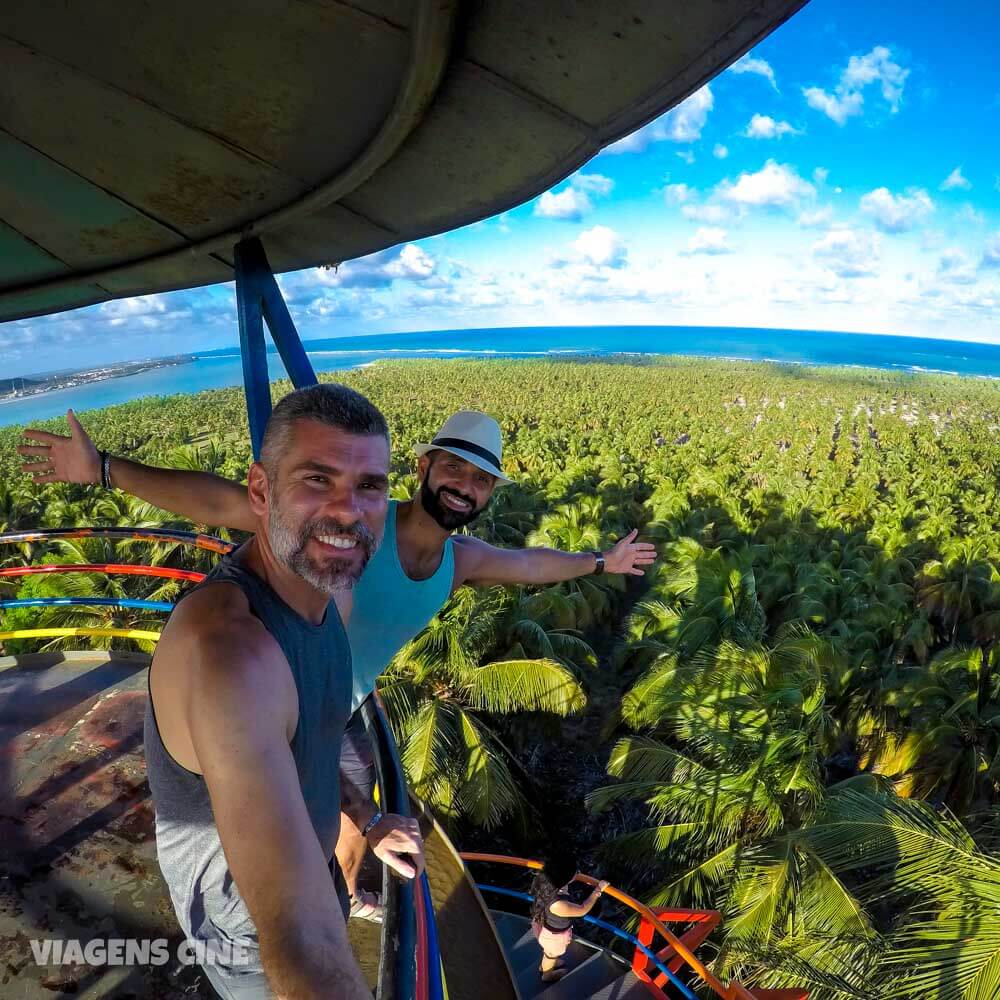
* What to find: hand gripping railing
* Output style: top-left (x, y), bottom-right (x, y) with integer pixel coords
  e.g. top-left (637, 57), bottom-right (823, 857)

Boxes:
top-left (361, 694), bottom-right (444, 1000)
top-left (459, 853), bottom-right (808, 1000)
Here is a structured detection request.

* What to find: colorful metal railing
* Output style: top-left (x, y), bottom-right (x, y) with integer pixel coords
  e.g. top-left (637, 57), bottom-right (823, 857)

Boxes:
top-left (0, 526), bottom-right (237, 555)
top-left (1, 524), bottom-right (445, 1000)
top-left (476, 883), bottom-right (694, 1000)
top-left (0, 564), bottom-right (206, 583)
top-left (460, 853), bottom-right (809, 1000)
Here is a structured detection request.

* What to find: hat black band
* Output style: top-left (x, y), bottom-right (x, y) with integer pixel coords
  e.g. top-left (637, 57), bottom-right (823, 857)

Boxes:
top-left (431, 436), bottom-right (501, 471)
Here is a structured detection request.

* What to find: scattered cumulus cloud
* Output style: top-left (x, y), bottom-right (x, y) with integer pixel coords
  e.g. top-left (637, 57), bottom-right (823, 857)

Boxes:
top-left (743, 114), bottom-right (803, 139)
top-left (797, 206), bottom-right (835, 228)
top-left (937, 248), bottom-right (978, 284)
top-left (664, 183), bottom-right (696, 205)
top-left (730, 53), bottom-right (778, 90)
top-left (713, 144), bottom-right (729, 160)
top-left (315, 244), bottom-right (440, 289)
top-left (813, 167), bottom-right (830, 185)
top-left (605, 86), bottom-right (713, 153)
top-left (682, 227), bottom-right (732, 256)
top-left (859, 187), bottom-right (934, 233)
top-left (534, 172), bottom-right (615, 221)
top-left (940, 167), bottom-right (971, 191)
top-left (804, 46), bottom-right (909, 125)
top-left (813, 227), bottom-right (880, 277)
top-left (682, 203), bottom-right (732, 224)
top-left (535, 187), bottom-right (593, 221)
top-left (979, 232), bottom-right (1000, 269)
top-left (572, 226), bottom-right (628, 268)
top-left (718, 160), bottom-right (815, 210)
top-left (572, 173), bottom-right (615, 196)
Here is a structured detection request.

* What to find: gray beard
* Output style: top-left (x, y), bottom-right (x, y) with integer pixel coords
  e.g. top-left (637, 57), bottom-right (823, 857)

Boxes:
top-left (267, 505), bottom-right (376, 595)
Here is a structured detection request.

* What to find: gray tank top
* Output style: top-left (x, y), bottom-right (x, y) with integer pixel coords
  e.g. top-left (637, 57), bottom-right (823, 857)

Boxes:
top-left (144, 546), bottom-right (351, 979)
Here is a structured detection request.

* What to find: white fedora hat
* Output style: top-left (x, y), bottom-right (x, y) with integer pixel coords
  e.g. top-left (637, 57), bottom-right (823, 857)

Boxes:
top-left (414, 410), bottom-right (513, 483)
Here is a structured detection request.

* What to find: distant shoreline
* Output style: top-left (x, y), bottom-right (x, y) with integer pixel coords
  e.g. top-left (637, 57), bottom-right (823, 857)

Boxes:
top-left (0, 355), bottom-right (194, 407)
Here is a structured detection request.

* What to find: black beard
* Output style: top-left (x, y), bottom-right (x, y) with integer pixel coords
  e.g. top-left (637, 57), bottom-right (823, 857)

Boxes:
top-left (420, 479), bottom-right (481, 531)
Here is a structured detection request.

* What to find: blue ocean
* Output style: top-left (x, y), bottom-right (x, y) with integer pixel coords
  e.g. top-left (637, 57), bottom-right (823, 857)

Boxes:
top-left (3, 325), bottom-right (1000, 429)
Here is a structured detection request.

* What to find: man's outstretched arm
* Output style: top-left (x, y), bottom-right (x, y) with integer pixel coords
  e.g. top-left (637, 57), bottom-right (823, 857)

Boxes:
top-left (18, 409), bottom-right (254, 531)
top-left (453, 529), bottom-right (656, 589)
top-left (183, 608), bottom-right (372, 999)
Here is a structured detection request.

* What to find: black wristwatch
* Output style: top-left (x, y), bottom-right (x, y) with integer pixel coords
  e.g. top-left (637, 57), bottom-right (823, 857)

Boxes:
top-left (592, 551), bottom-right (605, 576)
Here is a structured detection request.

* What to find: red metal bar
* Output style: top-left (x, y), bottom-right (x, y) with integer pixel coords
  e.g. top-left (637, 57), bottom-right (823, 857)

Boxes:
top-left (0, 564), bottom-right (206, 583)
top-left (632, 908), bottom-right (721, 987)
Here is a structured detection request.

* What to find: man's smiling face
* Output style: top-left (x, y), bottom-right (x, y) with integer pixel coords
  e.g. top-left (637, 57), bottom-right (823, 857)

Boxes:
top-left (417, 450), bottom-right (496, 530)
top-left (264, 418), bottom-right (390, 592)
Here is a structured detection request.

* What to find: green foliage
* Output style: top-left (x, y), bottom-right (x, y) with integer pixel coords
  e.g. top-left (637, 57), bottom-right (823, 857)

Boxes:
top-left (3, 357), bottom-right (1000, 998)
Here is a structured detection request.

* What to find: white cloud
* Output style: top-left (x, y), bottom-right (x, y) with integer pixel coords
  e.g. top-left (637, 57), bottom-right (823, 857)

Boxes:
top-left (682, 227), bottom-right (732, 256)
top-left (713, 144), bottom-right (729, 160)
top-left (664, 183), bottom-right (695, 205)
top-left (982, 232), bottom-right (1000, 269)
top-left (99, 293), bottom-right (169, 328)
top-left (804, 46), bottom-right (909, 125)
top-left (813, 167), bottom-right (830, 185)
top-left (797, 206), bottom-right (835, 228)
top-left (743, 114), bottom-right (802, 139)
top-left (859, 187), bottom-right (934, 233)
top-left (682, 203), bottom-right (732, 224)
top-left (319, 244), bottom-right (439, 288)
top-left (534, 172), bottom-right (615, 220)
top-left (572, 226), bottom-right (628, 268)
top-left (813, 228), bottom-right (880, 277)
top-left (573, 173), bottom-right (615, 195)
top-left (957, 204), bottom-right (985, 226)
top-left (385, 243), bottom-right (436, 280)
top-left (605, 86), bottom-right (713, 153)
top-left (718, 160), bottom-right (815, 209)
top-left (940, 167), bottom-right (972, 191)
top-left (730, 54), bottom-right (778, 90)
top-left (937, 247), bottom-right (978, 284)
top-left (676, 150), bottom-right (696, 165)
top-left (535, 187), bottom-right (593, 221)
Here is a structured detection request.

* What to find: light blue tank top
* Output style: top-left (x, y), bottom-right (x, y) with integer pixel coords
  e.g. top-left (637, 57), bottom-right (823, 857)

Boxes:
top-left (347, 500), bottom-right (455, 710)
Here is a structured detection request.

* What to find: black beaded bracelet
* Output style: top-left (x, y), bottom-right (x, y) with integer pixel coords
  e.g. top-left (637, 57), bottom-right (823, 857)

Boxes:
top-left (100, 450), bottom-right (112, 489)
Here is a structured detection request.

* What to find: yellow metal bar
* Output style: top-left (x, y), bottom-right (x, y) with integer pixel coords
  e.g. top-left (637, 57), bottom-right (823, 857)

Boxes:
top-left (0, 627), bottom-right (161, 642)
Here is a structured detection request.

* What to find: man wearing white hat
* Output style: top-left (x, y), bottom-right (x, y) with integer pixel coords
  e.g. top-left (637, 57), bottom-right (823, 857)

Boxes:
top-left (20, 404), bottom-right (655, 920)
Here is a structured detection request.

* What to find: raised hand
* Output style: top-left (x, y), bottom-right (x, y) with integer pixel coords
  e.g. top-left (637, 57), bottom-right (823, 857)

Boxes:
top-left (603, 529), bottom-right (656, 577)
top-left (17, 409), bottom-right (100, 485)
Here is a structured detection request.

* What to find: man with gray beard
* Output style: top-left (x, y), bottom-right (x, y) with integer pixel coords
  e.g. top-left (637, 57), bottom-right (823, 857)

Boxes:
top-left (142, 384), bottom-right (423, 1000)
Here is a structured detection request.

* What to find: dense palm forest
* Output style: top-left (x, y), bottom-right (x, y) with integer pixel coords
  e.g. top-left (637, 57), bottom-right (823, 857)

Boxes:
top-left (2, 356), bottom-right (1000, 1000)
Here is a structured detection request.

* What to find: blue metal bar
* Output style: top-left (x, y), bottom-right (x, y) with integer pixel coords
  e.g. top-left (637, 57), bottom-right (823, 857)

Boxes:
top-left (361, 696), bottom-right (417, 999)
top-left (235, 239), bottom-right (275, 460)
top-left (0, 597), bottom-right (173, 612)
top-left (474, 884), bottom-right (699, 1000)
top-left (420, 871), bottom-right (445, 1000)
top-left (234, 238), bottom-right (317, 459)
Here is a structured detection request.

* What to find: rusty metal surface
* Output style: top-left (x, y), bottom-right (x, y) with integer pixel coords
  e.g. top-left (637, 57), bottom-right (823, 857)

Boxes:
top-left (0, 0), bottom-right (807, 322)
top-left (0, 652), bottom-right (212, 998)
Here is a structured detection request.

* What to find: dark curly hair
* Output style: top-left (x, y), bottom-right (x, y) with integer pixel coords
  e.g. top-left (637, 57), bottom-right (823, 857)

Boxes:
top-left (530, 853), bottom-right (578, 925)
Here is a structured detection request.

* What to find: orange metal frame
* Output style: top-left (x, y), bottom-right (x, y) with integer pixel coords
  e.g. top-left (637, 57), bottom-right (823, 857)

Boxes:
top-left (458, 853), bottom-right (808, 1000)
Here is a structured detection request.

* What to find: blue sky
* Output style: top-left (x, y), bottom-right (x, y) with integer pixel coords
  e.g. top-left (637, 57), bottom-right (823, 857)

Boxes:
top-left (3, 0), bottom-right (999, 377)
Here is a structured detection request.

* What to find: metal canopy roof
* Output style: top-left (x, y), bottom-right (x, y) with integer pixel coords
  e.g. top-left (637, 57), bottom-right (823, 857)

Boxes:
top-left (0, 0), bottom-right (805, 325)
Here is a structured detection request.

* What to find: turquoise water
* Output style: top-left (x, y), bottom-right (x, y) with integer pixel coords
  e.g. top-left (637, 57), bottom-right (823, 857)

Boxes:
top-left (3, 325), bottom-right (1000, 429)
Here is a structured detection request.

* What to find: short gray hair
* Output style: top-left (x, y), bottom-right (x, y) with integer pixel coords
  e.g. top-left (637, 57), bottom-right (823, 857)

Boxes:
top-left (259, 383), bottom-right (388, 478)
